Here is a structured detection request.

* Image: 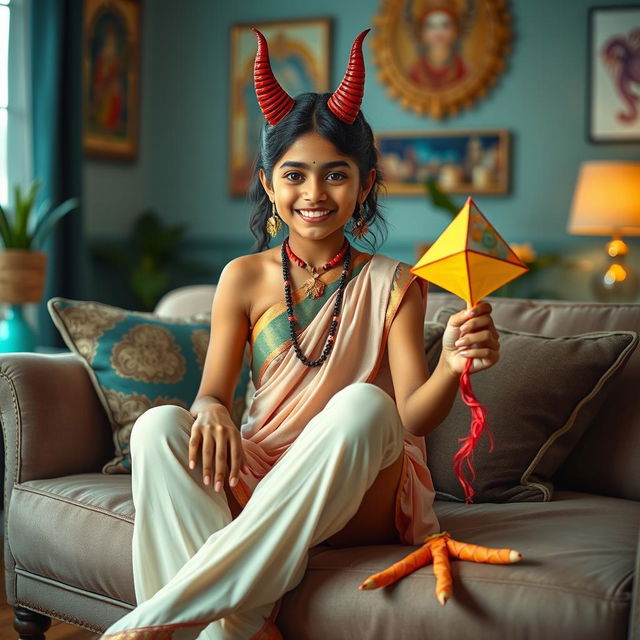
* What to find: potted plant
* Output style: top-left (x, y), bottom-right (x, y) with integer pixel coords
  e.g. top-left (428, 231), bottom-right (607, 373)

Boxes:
top-left (91, 210), bottom-right (213, 310)
top-left (0, 180), bottom-right (78, 351)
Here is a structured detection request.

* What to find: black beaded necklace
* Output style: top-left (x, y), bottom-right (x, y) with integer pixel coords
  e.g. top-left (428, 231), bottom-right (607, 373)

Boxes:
top-left (281, 238), bottom-right (352, 368)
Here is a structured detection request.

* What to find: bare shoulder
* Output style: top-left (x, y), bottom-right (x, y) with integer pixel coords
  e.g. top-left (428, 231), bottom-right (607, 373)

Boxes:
top-left (221, 249), bottom-right (280, 287)
top-left (219, 253), bottom-right (261, 287)
top-left (217, 248), bottom-right (282, 322)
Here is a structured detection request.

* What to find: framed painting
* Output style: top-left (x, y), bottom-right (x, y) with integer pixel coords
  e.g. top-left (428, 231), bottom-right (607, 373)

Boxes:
top-left (376, 129), bottom-right (510, 195)
top-left (371, 0), bottom-right (512, 119)
top-left (82, 0), bottom-right (141, 160)
top-left (229, 18), bottom-right (332, 196)
top-left (587, 5), bottom-right (640, 143)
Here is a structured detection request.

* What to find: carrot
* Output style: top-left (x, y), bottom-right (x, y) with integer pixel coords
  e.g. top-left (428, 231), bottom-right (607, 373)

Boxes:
top-left (358, 544), bottom-right (433, 590)
top-left (358, 531), bottom-right (524, 605)
top-left (428, 534), bottom-right (453, 606)
top-left (446, 537), bottom-right (522, 564)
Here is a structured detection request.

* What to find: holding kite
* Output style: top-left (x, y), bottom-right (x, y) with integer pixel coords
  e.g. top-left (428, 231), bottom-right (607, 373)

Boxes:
top-left (412, 198), bottom-right (529, 503)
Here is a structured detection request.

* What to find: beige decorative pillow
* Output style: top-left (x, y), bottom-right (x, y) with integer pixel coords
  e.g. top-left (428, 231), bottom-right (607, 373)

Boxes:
top-left (425, 311), bottom-right (638, 502)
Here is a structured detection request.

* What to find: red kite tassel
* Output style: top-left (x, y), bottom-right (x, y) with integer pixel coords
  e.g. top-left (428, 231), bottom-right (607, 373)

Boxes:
top-left (453, 358), bottom-right (493, 503)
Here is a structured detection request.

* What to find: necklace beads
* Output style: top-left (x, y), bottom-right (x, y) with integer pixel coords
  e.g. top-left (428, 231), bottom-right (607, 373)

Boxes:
top-left (281, 238), bottom-right (351, 368)
top-left (284, 238), bottom-right (350, 299)
top-left (284, 237), bottom-right (349, 272)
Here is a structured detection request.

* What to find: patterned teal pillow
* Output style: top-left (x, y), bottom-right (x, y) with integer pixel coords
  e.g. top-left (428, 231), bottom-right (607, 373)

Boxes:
top-left (48, 297), bottom-right (250, 474)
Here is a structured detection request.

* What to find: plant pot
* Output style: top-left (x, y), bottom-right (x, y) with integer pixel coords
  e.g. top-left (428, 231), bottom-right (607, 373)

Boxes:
top-left (0, 250), bottom-right (48, 304)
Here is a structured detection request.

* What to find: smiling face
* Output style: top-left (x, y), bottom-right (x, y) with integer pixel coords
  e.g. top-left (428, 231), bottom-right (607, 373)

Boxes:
top-left (260, 131), bottom-right (376, 245)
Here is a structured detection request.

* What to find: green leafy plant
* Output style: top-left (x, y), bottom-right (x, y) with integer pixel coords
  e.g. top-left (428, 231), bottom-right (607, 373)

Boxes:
top-left (425, 178), bottom-right (459, 218)
top-left (91, 210), bottom-right (213, 310)
top-left (0, 180), bottom-right (79, 249)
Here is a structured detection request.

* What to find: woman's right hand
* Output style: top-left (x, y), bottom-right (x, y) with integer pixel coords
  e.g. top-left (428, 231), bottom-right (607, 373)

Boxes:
top-left (188, 404), bottom-right (248, 493)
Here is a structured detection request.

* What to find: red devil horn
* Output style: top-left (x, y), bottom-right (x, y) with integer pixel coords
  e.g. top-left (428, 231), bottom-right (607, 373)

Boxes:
top-left (327, 29), bottom-right (370, 125)
top-left (253, 29), bottom-right (295, 126)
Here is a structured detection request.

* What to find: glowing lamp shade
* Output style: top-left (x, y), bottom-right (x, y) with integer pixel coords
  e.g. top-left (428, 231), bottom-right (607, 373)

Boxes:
top-left (568, 162), bottom-right (640, 236)
top-left (568, 161), bottom-right (640, 302)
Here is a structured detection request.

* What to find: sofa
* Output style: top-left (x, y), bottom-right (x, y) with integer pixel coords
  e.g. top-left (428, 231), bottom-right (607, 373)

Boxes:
top-left (1, 290), bottom-right (639, 640)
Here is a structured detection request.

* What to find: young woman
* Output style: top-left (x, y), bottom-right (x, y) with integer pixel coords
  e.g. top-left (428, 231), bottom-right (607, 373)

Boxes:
top-left (102, 29), bottom-right (499, 640)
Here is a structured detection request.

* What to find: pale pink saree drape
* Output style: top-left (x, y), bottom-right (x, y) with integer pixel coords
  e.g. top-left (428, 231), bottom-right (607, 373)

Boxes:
top-left (101, 253), bottom-right (441, 640)
top-left (232, 253), bottom-right (440, 544)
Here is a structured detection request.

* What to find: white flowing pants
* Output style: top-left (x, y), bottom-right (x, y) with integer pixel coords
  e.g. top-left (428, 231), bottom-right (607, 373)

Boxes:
top-left (102, 382), bottom-right (405, 640)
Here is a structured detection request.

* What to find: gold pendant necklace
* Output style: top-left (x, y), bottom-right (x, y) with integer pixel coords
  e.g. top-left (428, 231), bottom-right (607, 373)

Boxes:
top-left (284, 237), bottom-right (349, 299)
top-left (303, 267), bottom-right (325, 299)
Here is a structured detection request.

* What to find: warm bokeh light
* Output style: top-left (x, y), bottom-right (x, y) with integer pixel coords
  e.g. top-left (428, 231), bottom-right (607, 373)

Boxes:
top-left (607, 239), bottom-right (629, 257)
top-left (604, 263), bottom-right (628, 285)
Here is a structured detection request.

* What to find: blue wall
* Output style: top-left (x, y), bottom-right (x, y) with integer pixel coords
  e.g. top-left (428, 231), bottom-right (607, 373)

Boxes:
top-left (85, 0), bottom-right (640, 302)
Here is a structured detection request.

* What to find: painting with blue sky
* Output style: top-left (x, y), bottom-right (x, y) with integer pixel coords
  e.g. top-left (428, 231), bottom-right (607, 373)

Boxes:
top-left (376, 129), bottom-right (510, 195)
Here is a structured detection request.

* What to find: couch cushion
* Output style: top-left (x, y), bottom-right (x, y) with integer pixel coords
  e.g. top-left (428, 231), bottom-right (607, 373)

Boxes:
top-left (426, 293), bottom-right (640, 501)
top-left (47, 298), bottom-right (249, 474)
top-left (426, 310), bottom-right (637, 502)
top-left (279, 492), bottom-right (639, 639)
top-left (8, 474), bottom-right (638, 640)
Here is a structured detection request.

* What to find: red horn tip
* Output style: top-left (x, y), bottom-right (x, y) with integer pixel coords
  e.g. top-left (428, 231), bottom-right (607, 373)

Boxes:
top-left (328, 29), bottom-right (370, 125)
top-left (355, 28), bottom-right (371, 45)
top-left (253, 28), bottom-right (295, 126)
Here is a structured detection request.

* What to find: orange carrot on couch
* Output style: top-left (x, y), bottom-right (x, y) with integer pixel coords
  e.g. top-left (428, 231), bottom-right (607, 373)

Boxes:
top-left (359, 532), bottom-right (522, 606)
top-left (446, 536), bottom-right (522, 564)
top-left (359, 544), bottom-right (433, 590)
top-left (429, 533), bottom-right (453, 605)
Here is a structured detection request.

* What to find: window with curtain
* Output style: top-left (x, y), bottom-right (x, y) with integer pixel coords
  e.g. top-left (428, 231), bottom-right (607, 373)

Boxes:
top-left (1, 0), bottom-right (31, 209)
top-left (0, 0), bottom-right (9, 207)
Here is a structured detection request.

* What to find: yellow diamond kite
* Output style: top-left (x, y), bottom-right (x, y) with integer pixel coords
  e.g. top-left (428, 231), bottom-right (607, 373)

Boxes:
top-left (411, 197), bottom-right (529, 306)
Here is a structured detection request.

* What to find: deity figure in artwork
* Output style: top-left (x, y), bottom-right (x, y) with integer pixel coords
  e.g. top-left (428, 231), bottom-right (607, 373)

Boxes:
top-left (408, 0), bottom-right (472, 89)
top-left (602, 28), bottom-right (640, 125)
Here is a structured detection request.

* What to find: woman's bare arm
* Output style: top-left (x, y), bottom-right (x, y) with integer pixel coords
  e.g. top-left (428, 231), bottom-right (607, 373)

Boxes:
top-left (189, 256), bottom-right (254, 491)
top-left (387, 280), bottom-right (499, 437)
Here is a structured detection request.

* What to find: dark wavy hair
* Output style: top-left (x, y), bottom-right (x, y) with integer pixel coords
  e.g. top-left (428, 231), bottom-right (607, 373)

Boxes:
top-left (248, 92), bottom-right (387, 252)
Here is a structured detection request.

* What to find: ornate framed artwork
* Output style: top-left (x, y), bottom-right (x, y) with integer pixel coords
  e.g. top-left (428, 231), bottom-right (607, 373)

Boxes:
top-left (82, 0), bottom-right (141, 160)
top-left (229, 18), bottom-right (332, 196)
top-left (371, 0), bottom-right (512, 119)
top-left (587, 5), bottom-right (640, 143)
top-left (376, 129), bottom-right (510, 195)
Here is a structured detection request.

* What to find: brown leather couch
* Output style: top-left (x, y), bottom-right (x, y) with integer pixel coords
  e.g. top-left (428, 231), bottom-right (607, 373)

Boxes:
top-left (2, 292), bottom-right (639, 639)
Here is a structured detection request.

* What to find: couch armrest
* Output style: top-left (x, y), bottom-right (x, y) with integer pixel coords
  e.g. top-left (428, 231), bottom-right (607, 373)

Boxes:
top-left (630, 528), bottom-right (640, 639)
top-left (1, 353), bottom-right (113, 494)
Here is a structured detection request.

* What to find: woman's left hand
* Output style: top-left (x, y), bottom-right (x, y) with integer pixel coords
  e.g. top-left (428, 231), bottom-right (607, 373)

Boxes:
top-left (441, 301), bottom-right (500, 376)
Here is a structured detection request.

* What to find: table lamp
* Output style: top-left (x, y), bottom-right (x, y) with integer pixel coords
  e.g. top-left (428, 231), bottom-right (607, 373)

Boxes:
top-left (568, 161), bottom-right (640, 302)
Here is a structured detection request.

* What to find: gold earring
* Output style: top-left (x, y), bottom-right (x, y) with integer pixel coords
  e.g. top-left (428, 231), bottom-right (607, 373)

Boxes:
top-left (353, 202), bottom-right (368, 239)
top-left (266, 202), bottom-right (282, 238)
